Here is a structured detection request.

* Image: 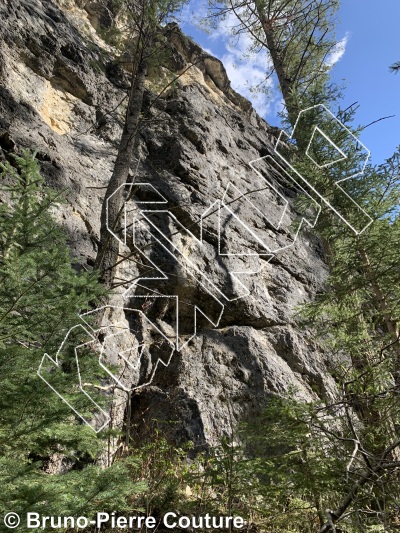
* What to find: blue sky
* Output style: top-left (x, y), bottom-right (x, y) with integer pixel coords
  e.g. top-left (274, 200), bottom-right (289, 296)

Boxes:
top-left (179, 1), bottom-right (400, 166)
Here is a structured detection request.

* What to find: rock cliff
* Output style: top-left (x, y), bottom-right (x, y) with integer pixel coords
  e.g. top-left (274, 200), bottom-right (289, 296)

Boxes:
top-left (0, 0), bottom-right (336, 449)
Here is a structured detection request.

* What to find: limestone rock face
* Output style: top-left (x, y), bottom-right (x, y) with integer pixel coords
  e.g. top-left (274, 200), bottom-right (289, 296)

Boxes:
top-left (0, 0), bottom-right (335, 447)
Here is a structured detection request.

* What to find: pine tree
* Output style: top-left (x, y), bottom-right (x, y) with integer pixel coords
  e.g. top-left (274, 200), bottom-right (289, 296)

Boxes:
top-left (390, 60), bottom-right (400, 73)
top-left (207, 0), bottom-right (340, 126)
top-left (297, 144), bottom-right (400, 531)
top-left (95, 0), bottom-right (188, 291)
top-left (243, 105), bottom-right (400, 532)
top-left (0, 152), bottom-right (145, 521)
top-left (205, 1), bottom-right (400, 529)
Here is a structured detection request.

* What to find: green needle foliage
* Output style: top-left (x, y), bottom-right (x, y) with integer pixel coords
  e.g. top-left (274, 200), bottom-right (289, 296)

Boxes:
top-left (201, 0), bottom-right (400, 526)
top-left (0, 152), bottom-right (145, 524)
top-left (206, 0), bottom-right (341, 126)
top-left (243, 114), bottom-right (400, 530)
top-left (242, 397), bottom-right (347, 532)
top-left (390, 61), bottom-right (400, 73)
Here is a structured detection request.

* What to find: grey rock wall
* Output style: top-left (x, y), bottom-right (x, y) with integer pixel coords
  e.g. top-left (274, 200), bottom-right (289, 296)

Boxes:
top-left (0, 0), bottom-right (336, 448)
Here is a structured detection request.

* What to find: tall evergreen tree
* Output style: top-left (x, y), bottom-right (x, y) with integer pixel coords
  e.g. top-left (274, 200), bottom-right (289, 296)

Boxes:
top-left (299, 145), bottom-right (400, 531)
top-left (206, 0), bottom-right (400, 529)
top-left (0, 152), bottom-right (145, 520)
top-left (207, 0), bottom-right (340, 127)
top-left (95, 0), bottom-right (187, 291)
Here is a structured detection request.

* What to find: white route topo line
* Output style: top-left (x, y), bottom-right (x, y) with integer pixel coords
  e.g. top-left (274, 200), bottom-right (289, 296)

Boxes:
top-left (38, 105), bottom-right (373, 431)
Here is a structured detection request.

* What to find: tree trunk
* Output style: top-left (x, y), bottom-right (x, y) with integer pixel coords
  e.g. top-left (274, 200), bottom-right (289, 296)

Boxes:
top-left (259, 15), bottom-right (298, 127)
top-left (95, 54), bottom-right (148, 290)
top-left (358, 246), bottom-right (399, 345)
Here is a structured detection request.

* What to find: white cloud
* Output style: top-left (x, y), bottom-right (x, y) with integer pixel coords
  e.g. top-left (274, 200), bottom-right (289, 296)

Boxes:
top-left (210, 12), bottom-right (275, 117)
top-left (221, 52), bottom-right (273, 116)
top-left (179, 5), bottom-right (279, 119)
top-left (325, 34), bottom-right (349, 67)
top-left (179, 4), bottom-right (349, 121)
top-left (178, 0), bottom-right (208, 27)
